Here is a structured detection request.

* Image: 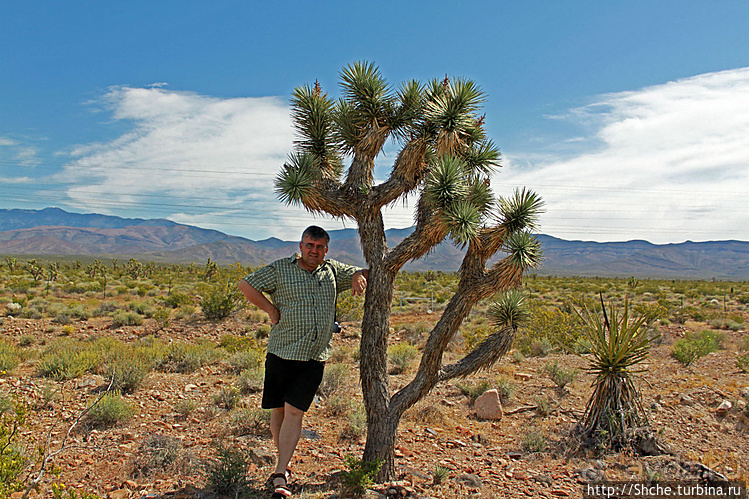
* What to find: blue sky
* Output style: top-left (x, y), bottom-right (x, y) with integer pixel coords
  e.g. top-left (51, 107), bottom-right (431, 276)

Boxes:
top-left (2, 1), bottom-right (749, 243)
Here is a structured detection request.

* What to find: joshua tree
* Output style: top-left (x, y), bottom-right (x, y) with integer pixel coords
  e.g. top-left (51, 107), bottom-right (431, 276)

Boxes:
top-left (574, 295), bottom-right (657, 453)
top-left (275, 62), bottom-right (543, 478)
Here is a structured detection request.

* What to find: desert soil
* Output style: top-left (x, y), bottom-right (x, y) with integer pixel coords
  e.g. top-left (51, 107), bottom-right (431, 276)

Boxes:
top-left (1, 314), bottom-right (748, 499)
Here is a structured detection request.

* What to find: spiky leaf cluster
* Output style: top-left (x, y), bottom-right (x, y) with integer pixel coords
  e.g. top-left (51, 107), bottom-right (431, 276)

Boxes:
top-left (489, 290), bottom-right (530, 330)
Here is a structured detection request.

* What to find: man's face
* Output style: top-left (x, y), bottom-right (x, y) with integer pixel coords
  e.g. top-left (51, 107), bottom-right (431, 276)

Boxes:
top-left (298, 236), bottom-right (328, 271)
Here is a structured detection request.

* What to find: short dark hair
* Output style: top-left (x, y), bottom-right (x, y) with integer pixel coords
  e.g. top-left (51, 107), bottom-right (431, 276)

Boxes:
top-left (301, 225), bottom-right (330, 244)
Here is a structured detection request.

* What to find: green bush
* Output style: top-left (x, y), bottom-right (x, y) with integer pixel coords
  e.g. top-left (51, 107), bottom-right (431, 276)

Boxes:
top-left (671, 330), bottom-right (724, 366)
top-left (0, 339), bottom-right (21, 373)
top-left (205, 444), bottom-right (250, 496)
top-left (132, 433), bottom-right (187, 477)
top-left (110, 310), bottom-right (144, 328)
top-left (318, 363), bottom-right (350, 398)
top-left (155, 341), bottom-right (220, 373)
top-left (227, 348), bottom-right (264, 373)
top-left (86, 391), bottom-right (134, 427)
top-left (521, 427), bottom-right (547, 453)
top-left (38, 341), bottom-right (100, 380)
top-left (213, 386), bottom-right (241, 410)
top-left (542, 359), bottom-right (577, 390)
top-left (387, 342), bottom-right (419, 374)
top-left (163, 291), bottom-right (192, 309)
top-left (736, 353), bottom-right (749, 373)
top-left (0, 399), bottom-right (27, 498)
top-left (199, 283), bottom-right (242, 320)
top-left (227, 407), bottom-right (271, 437)
top-left (235, 368), bottom-right (264, 395)
top-left (341, 455), bottom-right (382, 497)
top-left (455, 379), bottom-right (491, 405)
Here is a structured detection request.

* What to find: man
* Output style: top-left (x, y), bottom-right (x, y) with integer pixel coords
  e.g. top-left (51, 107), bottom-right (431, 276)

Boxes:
top-left (238, 225), bottom-right (367, 498)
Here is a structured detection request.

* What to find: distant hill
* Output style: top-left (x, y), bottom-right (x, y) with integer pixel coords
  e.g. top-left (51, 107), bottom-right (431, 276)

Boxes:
top-left (1, 208), bottom-right (747, 279)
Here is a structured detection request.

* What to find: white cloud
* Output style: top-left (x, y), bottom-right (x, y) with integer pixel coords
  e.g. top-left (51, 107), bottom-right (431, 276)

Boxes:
top-left (498, 67), bottom-right (749, 243)
top-left (58, 86), bottom-right (324, 240)
top-left (59, 86), bottom-right (427, 240)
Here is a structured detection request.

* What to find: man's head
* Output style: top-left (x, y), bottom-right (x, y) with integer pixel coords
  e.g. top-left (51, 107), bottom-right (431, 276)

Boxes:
top-left (298, 225), bottom-right (330, 272)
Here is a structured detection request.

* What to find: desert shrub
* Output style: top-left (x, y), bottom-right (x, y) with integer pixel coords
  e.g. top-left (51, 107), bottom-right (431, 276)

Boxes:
top-left (173, 399), bottom-right (197, 419)
top-left (318, 363), bottom-right (350, 398)
top-left (104, 352), bottom-right (151, 394)
top-left (132, 433), bottom-right (188, 477)
top-left (227, 407), bottom-right (271, 437)
top-left (110, 310), bottom-right (144, 328)
top-left (205, 444), bottom-right (251, 496)
top-left (461, 325), bottom-right (492, 352)
top-left (86, 391), bottom-right (134, 427)
top-left (218, 334), bottom-right (256, 353)
top-left (92, 301), bottom-right (120, 317)
top-left (326, 392), bottom-right (356, 417)
top-left (129, 301), bottom-right (155, 318)
top-left (341, 455), bottom-right (382, 497)
top-left (521, 427), bottom-right (547, 453)
top-left (38, 340), bottom-right (100, 380)
top-left (227, 348), bottom-right (264, 373)
top-left (387, 342), bottom-right (419, 374)
top-left (455, 379), bottom-right (491, 405)
top-left (213, 386), bottom-right (241, 410)
top-left (432, 465), bottom-right (450, 485)
top-left (153, 308), bottom-right (171, 329)
top-left (516, 304), bottom-right (581, 354)
top-left (0, 399), bottom-right (27, 497)
top-left (671, 330), bottom-right (724, 366)
top-left (235, 368), bottom-right (264, 394)
top-left (737, 353), bottom-right (749, 373)
top-left (155, 341), bottom-right (220, 373)
top-left (337, 292), bottom-right (364, 322)
top-left (0, 339), bottom-right (22, 373)
top-left (163, 291), bottom-right (192, 309)
top-left (495, 375), bottom-right (515, 403)
top-left (173, 305), bottom-right (196, 320)
top-left (199, 283), bottom-right (242, 320)
top-left (533, 394), bottom-right (557, 417)
top-left (542, 359), bottom-right (577, 390)
top-left (330, 344), bottom-right (356, 363)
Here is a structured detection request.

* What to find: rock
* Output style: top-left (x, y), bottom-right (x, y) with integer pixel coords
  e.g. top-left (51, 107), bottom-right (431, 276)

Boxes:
top-left (474, 389), bottom-right (503, 420)
top-left (716, 399), bottom-right (732, 416)
top-left (107, 490), bottom-right (130, 499)
top-left (454, 473), bottom-right (483, 488)
top-left (302, 428), bottom-right (322, 440)
top-left (184, 384), bottom-right (198, 392)
top-left (533, 474), bottom-right (554, 485)
top-left (248, 447), bottom-right (275, 466)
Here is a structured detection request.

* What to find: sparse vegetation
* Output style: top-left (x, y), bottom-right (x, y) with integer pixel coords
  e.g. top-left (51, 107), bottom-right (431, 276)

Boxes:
top-left (0, 257), bottom-right (747, 496)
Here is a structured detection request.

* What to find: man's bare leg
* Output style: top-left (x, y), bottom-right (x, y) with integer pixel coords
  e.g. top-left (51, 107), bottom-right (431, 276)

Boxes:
top-left (270, 403), bottom-right (305, 488)
top-left (270, 406), bottom-right (285, 449)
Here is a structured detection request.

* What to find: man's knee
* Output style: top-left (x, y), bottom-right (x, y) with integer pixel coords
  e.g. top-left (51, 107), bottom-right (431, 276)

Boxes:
top-left (284, 403), bottom-right (305, 419)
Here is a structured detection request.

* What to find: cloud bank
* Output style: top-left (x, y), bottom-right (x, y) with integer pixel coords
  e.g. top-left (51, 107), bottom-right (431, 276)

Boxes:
top-left (60, 68), bottom-right (749, 243)
top-left (500, 67), bottom-right (749, 243)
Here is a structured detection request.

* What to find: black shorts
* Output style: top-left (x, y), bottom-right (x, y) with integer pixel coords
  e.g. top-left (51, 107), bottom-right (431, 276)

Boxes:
top-left (262, 353), bottom-right (325, 412)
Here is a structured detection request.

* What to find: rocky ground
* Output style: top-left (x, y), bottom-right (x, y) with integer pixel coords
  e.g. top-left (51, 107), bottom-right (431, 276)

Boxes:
top-left (1, 313), bottom-right (748, 499)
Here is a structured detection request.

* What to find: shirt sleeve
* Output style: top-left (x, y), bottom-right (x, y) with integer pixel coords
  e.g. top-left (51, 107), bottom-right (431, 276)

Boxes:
top-left (243, 264), bottom-right (278, 294)
top-left (327, 259), bottom-right (358, 293)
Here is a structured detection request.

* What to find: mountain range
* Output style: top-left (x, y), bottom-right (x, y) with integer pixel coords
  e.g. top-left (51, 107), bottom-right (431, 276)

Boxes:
top-left (1, 207), bottom-right (747, 280)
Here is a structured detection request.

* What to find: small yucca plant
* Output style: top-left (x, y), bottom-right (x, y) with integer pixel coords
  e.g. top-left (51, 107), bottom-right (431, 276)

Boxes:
top-left (574, 294), bottom-right (657, 452)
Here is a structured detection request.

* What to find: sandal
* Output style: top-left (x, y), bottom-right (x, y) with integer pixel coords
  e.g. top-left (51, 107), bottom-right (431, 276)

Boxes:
top-left (268, 470), bottom-right (292, 497)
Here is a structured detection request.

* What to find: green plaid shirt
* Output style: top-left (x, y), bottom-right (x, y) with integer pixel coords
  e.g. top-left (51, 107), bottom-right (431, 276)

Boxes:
top-left (243, 255), bottom-right (357, 361)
